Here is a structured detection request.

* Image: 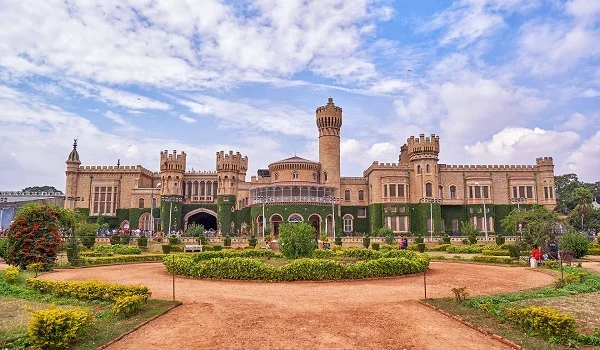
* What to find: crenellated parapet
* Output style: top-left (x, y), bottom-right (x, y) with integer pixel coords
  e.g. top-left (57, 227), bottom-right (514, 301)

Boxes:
top-left (316, 97), bottom-right (342, 137)
top-left (77, 165), bottom-right (157, 177)
top-left (438, 164), bottom-right (537, 170)
top-left (160, 150), bottom-right (186, 172)
top-left (407, 133), bottom-right (440, 161)
top-left (216, 151), bottom-right (248, 173)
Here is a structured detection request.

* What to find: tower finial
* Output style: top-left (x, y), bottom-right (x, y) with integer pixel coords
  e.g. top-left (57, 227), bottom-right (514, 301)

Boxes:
top-left (117, 159), bottom-right (121, 167)
top-left (73, 138), bottom-right (78, 150)
top-left (328, 96), bottom-right (333, 104)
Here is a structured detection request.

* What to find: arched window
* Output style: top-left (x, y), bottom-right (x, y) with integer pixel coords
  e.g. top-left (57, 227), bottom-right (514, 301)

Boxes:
top-left (344, 190), bottom-right (351, 201)
top-left (450, 185), bottom-right (457, 199)
top-left (152, 198), bottom-right (157, 208)
top-left (138, 198), bottom-right (145, 208)
top-left (288, 214), bottom-right (303, 223)
top-left (439, 185), bottom-right (444, 199)
top-left (425, 183), bottom-right (433, 197)
top-left (343, 214), bottom-right (353, 233)
top-left (417, 165), bottom-right (422, 174)
top-left (358, 190), bottom-right (364, 201)
top-left (313, 173), bottom-right (317, 181)
top-left (138, 212), bottom-right (151, 231)
top-left (292, 171), bottom-right (298, 179)
top-left (324, 172), bottom-right (328, 182)
top-left (426, 164), bottom-right (430, 173)
top-left (274, 173), bottom-right (279, 181)
top-left (452, 219), bottom-right (459, 233)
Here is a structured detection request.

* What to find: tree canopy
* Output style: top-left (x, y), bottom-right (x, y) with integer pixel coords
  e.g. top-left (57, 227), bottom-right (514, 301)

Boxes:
top-left (21, 186), bottom-right (63, 194)
top-left (554, 174), bottom-right (598, 215)
top-left (501, 205), bottom-right (560, 247)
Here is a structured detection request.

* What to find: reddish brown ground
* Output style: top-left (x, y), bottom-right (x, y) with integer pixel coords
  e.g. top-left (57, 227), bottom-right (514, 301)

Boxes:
top-left (40, 262), bottom-right (555, 350)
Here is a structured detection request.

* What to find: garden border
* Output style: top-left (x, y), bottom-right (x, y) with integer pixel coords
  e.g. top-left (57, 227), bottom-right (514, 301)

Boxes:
top-left (96, 301), bottom-right (183, 350)
top-left (418, 300), bottom-right (522, 350)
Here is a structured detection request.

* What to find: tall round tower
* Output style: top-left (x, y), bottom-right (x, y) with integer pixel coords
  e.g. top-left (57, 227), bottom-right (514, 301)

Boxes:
top-left (407, 134), bottom-right (440, 199)
top-left (65, 139), bottom-right (81, 209)
top-left (316, 97), bottom-right (342, 191)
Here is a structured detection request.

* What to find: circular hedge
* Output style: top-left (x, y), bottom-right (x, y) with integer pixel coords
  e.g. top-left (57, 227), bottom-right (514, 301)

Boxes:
top-left (163, 248), bottom-right (430, 281)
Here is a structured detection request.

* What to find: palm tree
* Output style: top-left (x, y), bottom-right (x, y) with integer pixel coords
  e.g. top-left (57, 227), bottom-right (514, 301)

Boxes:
top-left (574, 187), bottom-right (594, 230)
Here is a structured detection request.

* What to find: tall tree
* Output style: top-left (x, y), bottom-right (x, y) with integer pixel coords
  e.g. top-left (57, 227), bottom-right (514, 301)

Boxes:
top-left (554, 174), bottom-right (582, 214)
top-left (574, 187), bottom-right (595, 230)
top-left (21, 186), bottom-right (63, 194)
top-left (501, 205), bottom-right (560, 247)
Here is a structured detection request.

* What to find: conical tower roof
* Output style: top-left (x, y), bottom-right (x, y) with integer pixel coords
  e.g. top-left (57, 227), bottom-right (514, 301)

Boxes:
top-left (66, 139), bottom-right (81, 164)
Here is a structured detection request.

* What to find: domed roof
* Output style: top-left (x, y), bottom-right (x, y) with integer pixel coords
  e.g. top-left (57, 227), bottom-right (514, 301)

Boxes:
top-left (269, 156), bottom-right (318, 166)
top-left (66, 139), bottom-right (81, 164)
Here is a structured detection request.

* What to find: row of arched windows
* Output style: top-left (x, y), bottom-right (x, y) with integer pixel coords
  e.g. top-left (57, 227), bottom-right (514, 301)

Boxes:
top-left (138, 198), bottom-right (157, 209)
top-left (416, 164), bottom-right (433, 174)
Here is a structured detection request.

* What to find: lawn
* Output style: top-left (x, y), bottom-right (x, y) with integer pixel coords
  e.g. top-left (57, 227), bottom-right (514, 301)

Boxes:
top-left (0, 269), bottom-right (178, 350)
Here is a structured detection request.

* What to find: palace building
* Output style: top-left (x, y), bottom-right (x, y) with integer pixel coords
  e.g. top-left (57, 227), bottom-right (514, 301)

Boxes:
top-left (64, 98), bottom-right (557, 236)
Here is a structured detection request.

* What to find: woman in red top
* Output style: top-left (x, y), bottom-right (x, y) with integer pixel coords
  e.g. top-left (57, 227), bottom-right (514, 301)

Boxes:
top-left (531, 245), bottom-right (542, 261)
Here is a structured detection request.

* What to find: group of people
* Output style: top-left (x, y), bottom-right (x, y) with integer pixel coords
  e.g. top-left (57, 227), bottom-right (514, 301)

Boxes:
top-left (397, 236), bottom-right (409, 250)
top-left (531, 239), bottom-right (560, 265)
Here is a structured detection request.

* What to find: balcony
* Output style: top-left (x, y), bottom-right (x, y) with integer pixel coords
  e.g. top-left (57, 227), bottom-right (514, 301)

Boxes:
top-left (251, 185), bottom-right (336, 205)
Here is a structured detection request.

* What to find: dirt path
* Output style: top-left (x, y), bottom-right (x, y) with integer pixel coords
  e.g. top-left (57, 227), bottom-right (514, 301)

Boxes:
top-left (43, 262), bottom-right (554, 350)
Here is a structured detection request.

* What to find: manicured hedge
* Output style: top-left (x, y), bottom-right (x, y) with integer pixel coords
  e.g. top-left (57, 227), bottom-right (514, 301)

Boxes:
top-left (470, 256), bottom-right (513, 264)
top-left (163, 252), bottom-right (430, 281)
top-left (81, 254), bottom-right (166, 265)
top-left (26, 279), bottom-right (150, 301)
top-left (445, 244), bottom-right (501, 254)
top-left (481, 249), bottom-right (510, 256)
top-left (587, 248), bottom-right (600, 256)
top-left (28, 306), bottom-right (92, 349)
top-left (189, 249), bottom-right (281, 261)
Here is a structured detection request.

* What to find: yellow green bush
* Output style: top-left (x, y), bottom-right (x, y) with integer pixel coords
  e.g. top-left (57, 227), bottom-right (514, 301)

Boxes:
top-left (2, 266), bottom-right (19, 283)
top-left (504, 306), bottom-right (576, 337)
top-left (26, 279), bottom-right (150, 301)
top-left (28, 306), bottom-right (92, 350)
top-left (111, 295), bottom-right (146, 318)
top-left (81, 254), bottom-right (166, 265)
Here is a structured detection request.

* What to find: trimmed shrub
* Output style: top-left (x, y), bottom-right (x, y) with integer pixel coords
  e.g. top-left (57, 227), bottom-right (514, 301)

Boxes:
top-left (121, 235), bottom-right (131, 245)
top-left (82, 254), bottom-right (166, 265)
top-left (415, 235), bottom-right (424, 244)
top-left (213, 245), bottom-right (223, 251)
top-left (471, 256), bottom-right (513, 264)
top-left (417, 243), bottom-right (426, 253)
top-left (161, 245), bottom-right (172, 254)
top-left (588, 248), bottom-right (600, 256)
top-left (481, 249), bottom-right (510, 256)
top-left (334, 235), bottom-right (342, 246)
top-left (430, 244), bottom-right (451, 252)
top-left (223, 235), bottom-right (232, 247)
top-left (168, 236), bottom-right (181, 245)
top-left (280, 259), bottom-right (345, 281)
top-left (137, 236), bottom-right (148, 247)
top-left (504, 306), bottom-right (576, 337)
top-left (2, 266), bottom-right (19, 283)
top-left (28, 306), bottom-right (92, 350)
top-left (341, 248), bottom-right (380, 260)
top-left (0, 238), bottom-right (8, 261)
top-left (248, 235), bottom-right (257, 248)
top-left (279, 222), bottom-right (317, 259)
top-left (507, 244), bottom-right (521, 259)
top-left (109, 235), bottom-right (120, 245)
top-left (93, 244), bottom-right (141, 256)
top-left (378, 227), bottom-right (395, 245)
top-left (371, 242), bottom-right (380, 251)
top-left (190, 249), bottom-right (281, 261)
top-left (442, 234), bottom-right (451, 244)
top-left (560, 233), bottom-right (589, 259)
top-left (197, 234), bottom-right (207, 245)
top-left (362, 236), bottom-right (371, 248)
top-left (203, 246), bottom-right (213, 251)
top-left (495, 234), bottom-right (505, 246)
top-left (112, 295), bottom-right (146, 318)
top-left (312, 249), bottom-right (336, 258)
top-left (26, 278), bottom-right (150, 301)
top-left (461, 238), bottom-right (469, 245)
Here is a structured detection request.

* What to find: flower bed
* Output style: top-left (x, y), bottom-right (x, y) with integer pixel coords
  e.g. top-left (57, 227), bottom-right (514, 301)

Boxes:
top-left (163, 251), bottom-right (430, 281)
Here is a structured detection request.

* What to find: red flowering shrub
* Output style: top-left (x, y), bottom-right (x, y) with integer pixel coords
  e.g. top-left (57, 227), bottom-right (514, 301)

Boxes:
top-left (6, 204), bottom-right (69, 269)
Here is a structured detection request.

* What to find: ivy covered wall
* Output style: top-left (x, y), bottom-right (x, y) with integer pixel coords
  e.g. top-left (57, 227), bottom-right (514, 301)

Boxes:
top-left (368, 203), bottom-right (384, 233)
top-left (160, 196), bottom-right (183, 233)
top-left (217, 195), bottom-right (236, 234)
top-left (249, 204), bottom-right (336, 235)
top-left (340, 206), bottom-right (369, 234)
top-left (408, 203), bottom-right (442, 235)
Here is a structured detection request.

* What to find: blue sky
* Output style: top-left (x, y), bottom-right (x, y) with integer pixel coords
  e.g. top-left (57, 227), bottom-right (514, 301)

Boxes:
top-left (0, 0), bottom-right (599, 191)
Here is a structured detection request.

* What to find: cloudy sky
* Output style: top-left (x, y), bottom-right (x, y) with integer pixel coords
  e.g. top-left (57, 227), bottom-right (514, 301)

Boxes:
top-left (1, 0), bottom-right (599, 191)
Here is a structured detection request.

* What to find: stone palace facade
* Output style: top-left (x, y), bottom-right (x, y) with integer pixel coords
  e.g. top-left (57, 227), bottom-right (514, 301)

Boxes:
top-left (64, 98), bottom-right (557, 236)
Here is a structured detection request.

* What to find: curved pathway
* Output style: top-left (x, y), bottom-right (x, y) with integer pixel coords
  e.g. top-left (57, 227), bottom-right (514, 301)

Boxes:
top-left (44, 262), bottom-right (554, 350)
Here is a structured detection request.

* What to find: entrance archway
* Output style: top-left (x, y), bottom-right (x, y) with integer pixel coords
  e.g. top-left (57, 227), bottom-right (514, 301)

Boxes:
top-left (308, 214), bottom-right (321, 242)
top-left (184, 208), bottom-right (218, 231)
top-left (270, 214), bottom-right (283, 238)
top-left (325, 215), bottom-right (333, 236)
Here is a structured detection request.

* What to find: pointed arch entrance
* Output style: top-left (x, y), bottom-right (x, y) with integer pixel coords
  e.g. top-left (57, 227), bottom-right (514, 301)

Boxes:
top-left (270, 214), bottom-right (283, 238)
top-left (184, 208), bottom-right (218, 231)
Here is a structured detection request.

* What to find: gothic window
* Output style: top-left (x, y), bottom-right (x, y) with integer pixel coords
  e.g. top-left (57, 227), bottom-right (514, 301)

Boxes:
top-left (452, 219), bottom-right (459, 232)
top-left (289, 214), bottom-right (303, 223)
top-left (426, 164), bottom-right (430, 173)
top-left (343, 214), bottom-right (353, 233)
top-left (193, 181), bottom-right (199, 196)
top-left (358, 190), bottom-right (364, 201)
top-left (399, 216), bottom-right (408, 232)
top-left (450, 186), bottom-right (457, 199)
top-left (313, 173), bottom-right (317, 181)
top-left (544, 187), bottom-right (549, 199)
top-left (482, 186), bottom-right (489, 199)
top-left (274, 173), bottom-right (279, 180)
top-left (389, 184), bottom-right (396, 197)
top-left (383, 185), bottom-right (388, 197)
top-left (526, 186), bottom-right (533, 198)
top-left (152, 198), bottom-right (157, 208)
top-left (425, 183), bottom-right (433, 197)
top-left (292, 171), bottom-right (298, 179)
top-left (138, 198), bottom-right (145, 209)
top-left (417, 165), bottom-right (422, 174)
top-left (344, 190), bottom-right (350, 201)
top-left (324, 172), bottom-right (328, 182)
top-left (138, 212), bottom-right (152, 231)
top-left (439, 185), bottom-right (444, 199)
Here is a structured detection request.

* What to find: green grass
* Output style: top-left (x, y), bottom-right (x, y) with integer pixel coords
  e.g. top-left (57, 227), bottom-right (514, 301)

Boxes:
top-left (0, 270), bottom-right (178, 350)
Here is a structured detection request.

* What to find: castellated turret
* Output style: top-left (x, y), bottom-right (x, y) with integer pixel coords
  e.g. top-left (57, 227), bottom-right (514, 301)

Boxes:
top-left (160, 150), bottom-right (186, 196)
top-left (216, 151), bottom-right (248, 196)
top-left (316, 97), bottom-right (342, 191)
top-left (65, 139), bottom-right (81, 208)
top-left (407, 134), bottom-right (441, 199)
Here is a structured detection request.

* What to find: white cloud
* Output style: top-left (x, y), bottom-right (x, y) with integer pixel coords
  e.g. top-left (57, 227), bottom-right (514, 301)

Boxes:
top-left (464, 127), bottom-right (581, 166)
top-left (103, 111), bottom-right (127, 126)
top-left (581, 88), bottom-right (600, 98)
top-left (566, 130), bottom-right (600, 181)
top-left (558, 112), bottom-right (592, 131)
top-left (565, 0), bottom-right (600, 23)
top-left (178, 114), bottom-right (196, 123)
